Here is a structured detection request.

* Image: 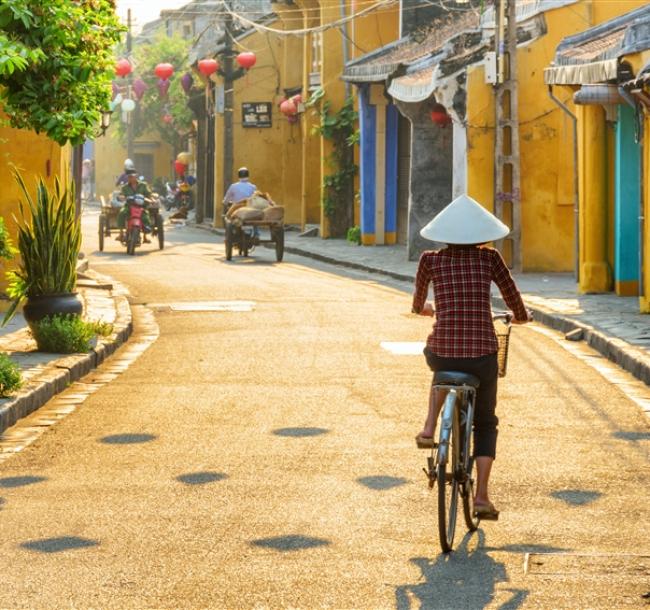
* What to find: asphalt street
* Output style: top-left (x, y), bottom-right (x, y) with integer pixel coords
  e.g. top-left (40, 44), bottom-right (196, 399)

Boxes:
top-left (0, 209), bottom-right (648, 608)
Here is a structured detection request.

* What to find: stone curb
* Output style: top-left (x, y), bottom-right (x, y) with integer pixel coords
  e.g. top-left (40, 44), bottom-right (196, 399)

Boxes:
top-left (0, 269), bottom-right (133, 434)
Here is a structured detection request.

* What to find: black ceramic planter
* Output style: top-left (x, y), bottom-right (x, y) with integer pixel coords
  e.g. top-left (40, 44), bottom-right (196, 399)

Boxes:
top-left (23, 293), bottom-right (83, 326)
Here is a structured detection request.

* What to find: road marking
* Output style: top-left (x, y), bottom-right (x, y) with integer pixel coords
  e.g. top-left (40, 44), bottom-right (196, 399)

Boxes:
top-left (148, 300), bottom-right (255, 312)
top-left (380, 341), bottom-right (426, 355)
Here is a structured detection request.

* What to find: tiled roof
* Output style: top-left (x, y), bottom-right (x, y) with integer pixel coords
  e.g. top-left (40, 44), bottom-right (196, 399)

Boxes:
top-left (545, 5), bottom-right (650, 84)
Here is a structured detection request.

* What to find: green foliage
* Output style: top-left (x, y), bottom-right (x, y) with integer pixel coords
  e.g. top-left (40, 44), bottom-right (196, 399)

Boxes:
top-left (31, 315), bottom-right (113, 353)
top-left (0, 217), bottom-right (16, 261)
top-left (115, 32), bottom-right (193, 150)
top-left (308, 93), bottom-right (359, 235)
top-left (0, 352), bottom-right (22, 397)
top-left (3, 170), bottom-right (80, 325)
top-left (0, 0), bottom-right (124, 145)
top-left (346, 225), bottom-right (361, 245)
top-left (30, 314), bottom-right (90, 353)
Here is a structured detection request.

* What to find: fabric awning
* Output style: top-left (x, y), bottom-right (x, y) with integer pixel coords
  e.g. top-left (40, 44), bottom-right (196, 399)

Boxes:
top-left (544, 59), bottom-right (619, 85)
top-left (544, 5), bottom-right (650, 85)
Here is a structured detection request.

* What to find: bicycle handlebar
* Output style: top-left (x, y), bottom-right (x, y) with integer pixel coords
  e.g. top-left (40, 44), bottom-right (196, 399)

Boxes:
top-left (492, 311), bottom-right (513, 323)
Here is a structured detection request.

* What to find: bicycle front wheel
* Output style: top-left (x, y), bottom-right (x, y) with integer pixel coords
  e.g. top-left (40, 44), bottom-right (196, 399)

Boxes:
top-left (437, 403), bottom-right (461, 553)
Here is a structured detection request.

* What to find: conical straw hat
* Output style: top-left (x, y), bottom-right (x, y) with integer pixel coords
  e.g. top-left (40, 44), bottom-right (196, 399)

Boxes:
top-left (419, 194), bottom-right (510, 244)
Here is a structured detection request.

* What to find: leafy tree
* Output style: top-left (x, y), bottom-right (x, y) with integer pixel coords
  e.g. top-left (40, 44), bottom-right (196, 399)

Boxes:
top-left (115, 32), bottom-right (193, 151)
top-left (0, 0), bottom-right (123, 145)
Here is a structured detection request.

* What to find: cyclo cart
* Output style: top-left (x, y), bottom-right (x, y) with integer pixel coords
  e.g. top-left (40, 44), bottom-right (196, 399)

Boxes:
top-left (99, 191), bottom-right (164, 251)
top-left (223, 199), bottom-right (284, 262)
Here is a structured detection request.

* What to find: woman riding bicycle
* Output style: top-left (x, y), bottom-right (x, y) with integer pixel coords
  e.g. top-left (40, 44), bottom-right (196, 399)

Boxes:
top-left (411, 194), bottom-right (532, 520)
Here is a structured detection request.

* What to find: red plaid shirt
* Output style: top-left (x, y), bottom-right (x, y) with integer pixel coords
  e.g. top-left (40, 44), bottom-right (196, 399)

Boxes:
top-left (412, 246), bottom-right (528, 358)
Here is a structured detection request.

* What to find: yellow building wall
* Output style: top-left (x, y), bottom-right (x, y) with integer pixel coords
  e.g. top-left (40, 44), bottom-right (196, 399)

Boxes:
top-left (466, 0), bottom-right (647, 272)
top-left (0, 117), bottom-right (70, 290)
top-left (94, 126), bottom-right (174, 202)
top-left (213, 13), bottom-right (319, 227)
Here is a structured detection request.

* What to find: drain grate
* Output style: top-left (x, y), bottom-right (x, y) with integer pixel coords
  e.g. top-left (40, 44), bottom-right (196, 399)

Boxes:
top-left (380, 341), bottom-right (426, 355)
top-left (149, 300), bottom-right (255, 312)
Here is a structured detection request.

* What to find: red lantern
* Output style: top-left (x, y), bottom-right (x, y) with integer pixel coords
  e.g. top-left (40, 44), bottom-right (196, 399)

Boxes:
top-left (115, 59), bottom-right (132, 77)
top-left (280, 99), bottom-right (297, 116)
top-left (174, 160), bottom-right (186, 175)
top-left (163, 114), bottom-right (173, 124)
top-left (430, 106), bottom-right (452, 127)
top-left (236, 52), bottom-right (256, 70)
top-left (198, 58), bottom-right (219, 77)
top-left (154, 63), bottom-right (174, 80)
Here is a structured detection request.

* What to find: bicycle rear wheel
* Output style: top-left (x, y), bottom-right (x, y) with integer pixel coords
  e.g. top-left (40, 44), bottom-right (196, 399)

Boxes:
top-left (437, 398), bottom-right (461, 553)
top-left (460, 398), bottom-right (480, 531)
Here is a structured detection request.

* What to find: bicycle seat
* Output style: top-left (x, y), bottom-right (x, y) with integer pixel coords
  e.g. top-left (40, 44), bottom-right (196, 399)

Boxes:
top-left (434, 371), bottom-right (480, 388)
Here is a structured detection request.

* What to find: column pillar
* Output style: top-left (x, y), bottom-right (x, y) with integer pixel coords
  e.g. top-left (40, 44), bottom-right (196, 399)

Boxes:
top-left (578, 104), bottom-right (612, 293)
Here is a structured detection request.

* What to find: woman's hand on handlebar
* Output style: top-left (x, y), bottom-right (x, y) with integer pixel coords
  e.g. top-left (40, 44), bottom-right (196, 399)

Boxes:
top-left (417, 302), bottom-right (435, 317)
top-left (512, 309), bottom-right (534, 324)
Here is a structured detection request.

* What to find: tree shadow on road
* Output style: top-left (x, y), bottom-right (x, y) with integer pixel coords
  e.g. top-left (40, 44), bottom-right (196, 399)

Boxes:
top-left (395, 530), bottom-right (528, 610)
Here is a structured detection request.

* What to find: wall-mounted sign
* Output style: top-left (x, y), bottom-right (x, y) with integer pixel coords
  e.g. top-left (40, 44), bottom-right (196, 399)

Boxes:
top-left (242, 102), bottom-right (272, 128)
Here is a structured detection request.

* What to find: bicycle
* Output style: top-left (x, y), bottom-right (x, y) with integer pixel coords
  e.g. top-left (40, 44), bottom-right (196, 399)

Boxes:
top-left (422, 312), bottom-right (512, 553)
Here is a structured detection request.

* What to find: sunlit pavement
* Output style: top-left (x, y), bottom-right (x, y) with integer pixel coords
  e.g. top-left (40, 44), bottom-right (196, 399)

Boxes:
top-left (0, 209), bottom-right (647, 608)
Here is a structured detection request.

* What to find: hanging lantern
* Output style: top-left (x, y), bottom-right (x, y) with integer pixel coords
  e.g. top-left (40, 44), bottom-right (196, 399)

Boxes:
top-left (163, 113), bottom-right (173, 124)
top-left (154, 63), bottom-right (174, 80)
top-left (198, 58), bottom-right (219, 77)
top-left (115, 58), bottom-right (132, 77)
top-left (181, 72), bottom-right (194, 94)
top-left (121, 98), bottom-right (136, 113)
top-left (280, 98), bottom-right (297, 116)
top-left (132, 78), bottom-right (147, 101)
top-left (236, 51), bottom-right (256, 70)
top-left (174, 160), bottom-right (186, 176)
top-left (430, 104), bottom-right (452, 127)
top-left (157, 78), bottom-right (171, 98)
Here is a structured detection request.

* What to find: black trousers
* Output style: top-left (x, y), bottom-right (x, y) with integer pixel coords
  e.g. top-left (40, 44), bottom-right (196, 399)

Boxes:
top-left (424, 348), bottom-right (499, 459)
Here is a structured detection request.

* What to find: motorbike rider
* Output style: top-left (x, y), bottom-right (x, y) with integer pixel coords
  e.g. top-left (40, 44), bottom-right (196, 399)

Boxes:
top-left (117, 169), bottom-right (153, 243)
top-left (115, 158), bottom-right (136, 187)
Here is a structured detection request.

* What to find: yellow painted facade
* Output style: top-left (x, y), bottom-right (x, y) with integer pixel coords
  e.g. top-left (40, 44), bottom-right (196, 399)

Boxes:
top-left (94, 126), bottom-right (174, 203)
top-left (466, 0), bottom-right (647, 272)
top-left (0, 117), bottom-right (70, 290)
top-left (213, 1), bottom-right (397, 235)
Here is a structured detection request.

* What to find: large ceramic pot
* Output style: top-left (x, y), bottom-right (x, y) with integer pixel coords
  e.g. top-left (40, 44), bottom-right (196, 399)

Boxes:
top-left (22, 293), bottom-right (83, 327)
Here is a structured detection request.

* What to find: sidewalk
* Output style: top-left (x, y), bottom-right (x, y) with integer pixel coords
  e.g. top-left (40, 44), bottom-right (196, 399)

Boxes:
top-left (0, 266), bottom-right (132, 433)
top-left (279, 232), bottom-right (650, 386)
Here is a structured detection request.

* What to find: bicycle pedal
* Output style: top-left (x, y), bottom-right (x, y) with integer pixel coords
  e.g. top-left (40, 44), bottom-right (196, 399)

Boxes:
top-left (422, 468), bottom-right (436, 489)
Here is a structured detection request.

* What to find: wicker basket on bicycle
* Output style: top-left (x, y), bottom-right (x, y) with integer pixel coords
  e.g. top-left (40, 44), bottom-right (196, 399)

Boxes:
top-left (494, 319), bottom-right (511, 378)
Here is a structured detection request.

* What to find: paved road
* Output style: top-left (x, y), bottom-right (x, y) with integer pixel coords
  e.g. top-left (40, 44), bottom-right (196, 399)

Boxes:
top-left (0, 211), bottom-right (648, 608)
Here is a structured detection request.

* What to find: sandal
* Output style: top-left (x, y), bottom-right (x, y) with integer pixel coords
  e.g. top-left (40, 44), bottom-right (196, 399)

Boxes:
top-left (415, 434), bottom-right (438, 450)
top-left (473, 501), bottom-right (499, 521)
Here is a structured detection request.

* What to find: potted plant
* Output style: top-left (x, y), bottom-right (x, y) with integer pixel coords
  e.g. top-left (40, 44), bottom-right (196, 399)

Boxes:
top-left (3, 170), bottom-right (82, 327)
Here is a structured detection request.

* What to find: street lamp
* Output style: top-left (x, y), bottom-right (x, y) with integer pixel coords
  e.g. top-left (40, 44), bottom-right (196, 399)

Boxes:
top-left (99, 108), bottom-right (112, 137)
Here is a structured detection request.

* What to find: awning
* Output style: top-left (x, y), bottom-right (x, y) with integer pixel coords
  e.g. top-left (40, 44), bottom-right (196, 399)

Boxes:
top-left (544, 5), bottom-right (650, 85)
top-left (388, 67), bottom-right (438, 103)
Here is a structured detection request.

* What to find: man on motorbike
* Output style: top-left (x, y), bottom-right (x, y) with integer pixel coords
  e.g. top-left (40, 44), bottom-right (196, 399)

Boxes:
top-left (117, 169), bottom-right (153, 242)
top-left (115, 158), bottom-right (135, 187)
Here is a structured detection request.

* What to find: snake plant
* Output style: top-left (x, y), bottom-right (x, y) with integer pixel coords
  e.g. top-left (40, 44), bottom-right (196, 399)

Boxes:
top-left (3, 170), bottom-right (80, 325)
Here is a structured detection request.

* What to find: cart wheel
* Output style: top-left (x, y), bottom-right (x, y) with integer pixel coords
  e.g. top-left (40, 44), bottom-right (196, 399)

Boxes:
top-left (156, 215), bottom-right (164, 250)
top-left (275, 226), bottom-right (284, 262)
top-left (241, 231), bottom-right (248, 257)
top-left (225, 224), bottom-right (233, 261)
top-left (98, 215), bottom-right (106, 252)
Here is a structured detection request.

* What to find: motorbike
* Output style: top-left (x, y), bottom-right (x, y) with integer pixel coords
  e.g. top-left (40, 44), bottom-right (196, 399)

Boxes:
top-left (122, 195), bottom-right (146, 255)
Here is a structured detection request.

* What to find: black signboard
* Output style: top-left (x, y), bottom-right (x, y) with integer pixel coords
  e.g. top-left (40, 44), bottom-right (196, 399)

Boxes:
top-left (242, 102), bottom-right (272, 128)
